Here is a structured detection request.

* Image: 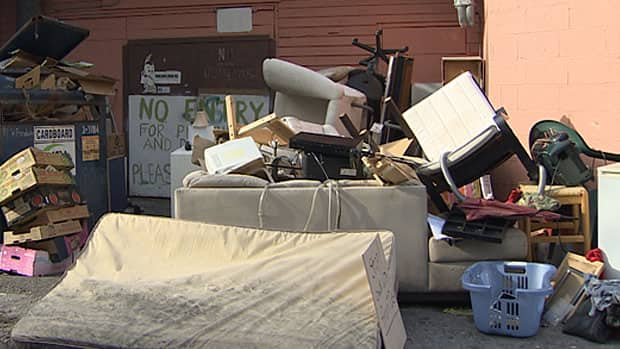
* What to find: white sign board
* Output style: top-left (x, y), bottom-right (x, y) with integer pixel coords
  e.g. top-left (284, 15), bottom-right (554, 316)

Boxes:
top-left (33, 125), bottom-right (76, 175)
top-left (128, 94), bottom-right (269, 197)
top-left (217, 7), bottom-right (253, 33)
top-left (153, 70), bottom-right (182, 84)
top-left (362, 236), bottom-right (407, 349)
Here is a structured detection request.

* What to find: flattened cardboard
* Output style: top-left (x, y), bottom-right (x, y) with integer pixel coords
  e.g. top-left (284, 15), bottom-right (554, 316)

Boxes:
top-left (41, 74), bottom-right (56, 90)
top-left (81, 135), bottom-right (100, 161)
top-left (56, 65), bottom-right (88, 77)
top-left (77, 78), bottom-right (115, 96)
top-left (55, 65), bottom-right (116, 95)
top-left (363, 236), bottom-right (406, 349)
top-left (0, 50), bottom-right (40, 70)
top-left (4, 219), bottom-right (83, 245)
top-left (0, 147), bottom-right (74, 182)
top-left (0, 168), bottom-right (74, 205)
top-left (544, 252), bottom-right (605, 325)
top-left (379, 138), bottom-right (414, 157)
top-left (15, 65), bottom-right (41, 89)
top-left (106, 133), bottom-right (127, 159)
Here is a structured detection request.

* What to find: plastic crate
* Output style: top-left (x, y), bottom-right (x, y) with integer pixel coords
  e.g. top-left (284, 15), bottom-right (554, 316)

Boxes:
top-left (462, 261), bottom-right (556, 337)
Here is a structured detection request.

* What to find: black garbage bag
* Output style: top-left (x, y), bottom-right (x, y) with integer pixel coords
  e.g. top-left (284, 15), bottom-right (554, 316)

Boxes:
top-left (563, 297), bottom-right (610, 343)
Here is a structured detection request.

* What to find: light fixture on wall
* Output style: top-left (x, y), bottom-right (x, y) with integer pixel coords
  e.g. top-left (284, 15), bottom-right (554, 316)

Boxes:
top-left (454, 0), bottom-right (475, 27)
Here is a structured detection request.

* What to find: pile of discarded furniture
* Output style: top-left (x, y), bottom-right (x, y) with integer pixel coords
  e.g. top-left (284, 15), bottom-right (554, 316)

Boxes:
top-left (173, 32), bottom-right (620, 342)
top-left (5, 23), bottom-right (620, 347)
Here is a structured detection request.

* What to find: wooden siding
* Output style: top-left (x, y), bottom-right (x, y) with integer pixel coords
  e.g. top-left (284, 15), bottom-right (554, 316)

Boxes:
top-left (0, 0), bottom-right (481, 127)
top-left (0, 0), bottom-right (17, 44)
top-left (277, 0), bottom-right (480, 82)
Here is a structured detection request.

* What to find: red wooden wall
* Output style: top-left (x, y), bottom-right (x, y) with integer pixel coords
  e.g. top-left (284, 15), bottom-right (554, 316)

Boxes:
top-left (0, 0), bottom-right (482, 127)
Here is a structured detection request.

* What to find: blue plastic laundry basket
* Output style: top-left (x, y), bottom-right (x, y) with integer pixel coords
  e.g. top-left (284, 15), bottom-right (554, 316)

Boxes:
top-left (462, 261), bottom-right (556, 337)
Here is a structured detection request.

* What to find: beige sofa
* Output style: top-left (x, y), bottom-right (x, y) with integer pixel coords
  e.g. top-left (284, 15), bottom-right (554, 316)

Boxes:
top-left (174, 175), bottom-right (527, 294)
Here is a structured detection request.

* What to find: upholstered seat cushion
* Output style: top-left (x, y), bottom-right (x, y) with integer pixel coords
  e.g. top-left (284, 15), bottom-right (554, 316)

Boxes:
top-left (428, 227), bottom-right (527, 263)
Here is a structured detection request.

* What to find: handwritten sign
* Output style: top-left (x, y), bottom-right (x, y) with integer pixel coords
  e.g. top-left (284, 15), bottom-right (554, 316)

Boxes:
top-left (362, 236), bottom-right (407, 349)
top-left (128, 94), bottom-right (269, 197)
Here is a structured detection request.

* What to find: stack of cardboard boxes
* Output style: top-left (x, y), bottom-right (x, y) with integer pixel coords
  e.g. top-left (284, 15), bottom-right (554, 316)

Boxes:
top-left (0, 147), bottom-right (90, 276)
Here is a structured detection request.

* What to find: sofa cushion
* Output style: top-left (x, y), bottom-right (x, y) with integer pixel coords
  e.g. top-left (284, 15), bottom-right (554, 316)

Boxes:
top-left (183, 172), bottom-right (269, 188)
top-left (428, 227), bottom-right (527, 263)
top-left (428, 262), bottom-right (472, 292)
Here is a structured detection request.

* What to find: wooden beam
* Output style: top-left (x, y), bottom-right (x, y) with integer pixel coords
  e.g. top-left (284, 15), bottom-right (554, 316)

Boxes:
top-left (225, 95), bottom-right (238, 140)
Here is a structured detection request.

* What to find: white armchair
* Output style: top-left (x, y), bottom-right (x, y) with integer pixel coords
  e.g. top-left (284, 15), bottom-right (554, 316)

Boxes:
top-left (262, 58), bottom-right (367, 136)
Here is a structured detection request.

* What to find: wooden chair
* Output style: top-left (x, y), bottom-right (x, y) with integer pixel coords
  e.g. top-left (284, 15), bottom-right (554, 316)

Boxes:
top-left (518, 184), bottom-right (591, 261)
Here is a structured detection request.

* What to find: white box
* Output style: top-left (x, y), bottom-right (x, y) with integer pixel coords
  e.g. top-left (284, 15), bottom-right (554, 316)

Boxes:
top-left (598, 162), bottom-right (620, 278)
top-left (203, 137), bottom-right (263, 175)
top-left (170, 147), bottom-right (201, 216)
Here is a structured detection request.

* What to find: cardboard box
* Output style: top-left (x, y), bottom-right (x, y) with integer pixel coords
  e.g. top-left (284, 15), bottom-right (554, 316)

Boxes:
top-left (0, 244), bottom-right (73, 277)
top-left (23, 236), bottom-right (70, 263)
top-left (203, 137), bottom-right (264, 175)
top-left (55, 66), bottom-right (116, 96)
top-left (107, 133), bottom-right (127, 159)
top-left (0, 147), bottom-right (74, 182)
top-left (442, 56), bottom-right (483, 87)
top-left (3, 219), bottom-right (83, 245)
top-left (13, 205), bottom-right (89, 232)
top-left (2, 186), bottom-right (82, 227)
top-left (0, 167), bottom-right (74, 204)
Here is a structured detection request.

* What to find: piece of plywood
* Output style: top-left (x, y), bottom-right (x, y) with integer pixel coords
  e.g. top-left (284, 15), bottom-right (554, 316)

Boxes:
top-left (15, 65), bottom-right (41, 89)
top-left (544, 252), bottom-right (604, 325)
top-left (238, 113), bottom-right (296, 145)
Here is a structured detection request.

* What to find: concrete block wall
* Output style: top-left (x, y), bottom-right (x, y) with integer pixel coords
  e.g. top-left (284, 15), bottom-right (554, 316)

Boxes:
top-left (485, 0), bottom-right (620, 153)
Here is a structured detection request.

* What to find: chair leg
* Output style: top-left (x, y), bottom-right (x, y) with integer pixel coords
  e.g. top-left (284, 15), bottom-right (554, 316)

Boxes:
top-left (419, 175), bottom-right (449, 212)
top-left (519, 218), bottom-right (534, 262)
top-left (581, 189), bottom-right (592, 252)
top-left (494, 111), bottom-right (539, 181)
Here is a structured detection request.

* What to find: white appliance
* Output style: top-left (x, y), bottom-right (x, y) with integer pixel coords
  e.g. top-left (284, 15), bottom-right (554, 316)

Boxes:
top-left (598, 162), bottom-right (620, 278)
top-left (170, 147), bottom-right (200, 216)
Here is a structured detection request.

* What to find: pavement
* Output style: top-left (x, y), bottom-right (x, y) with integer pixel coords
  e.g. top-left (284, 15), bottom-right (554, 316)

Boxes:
top-left (0, 272), bottom-right (618, 348)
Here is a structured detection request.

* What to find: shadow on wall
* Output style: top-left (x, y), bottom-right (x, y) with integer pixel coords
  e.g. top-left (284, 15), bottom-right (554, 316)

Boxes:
top-left (491, 114), bottom-right (618, 199)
